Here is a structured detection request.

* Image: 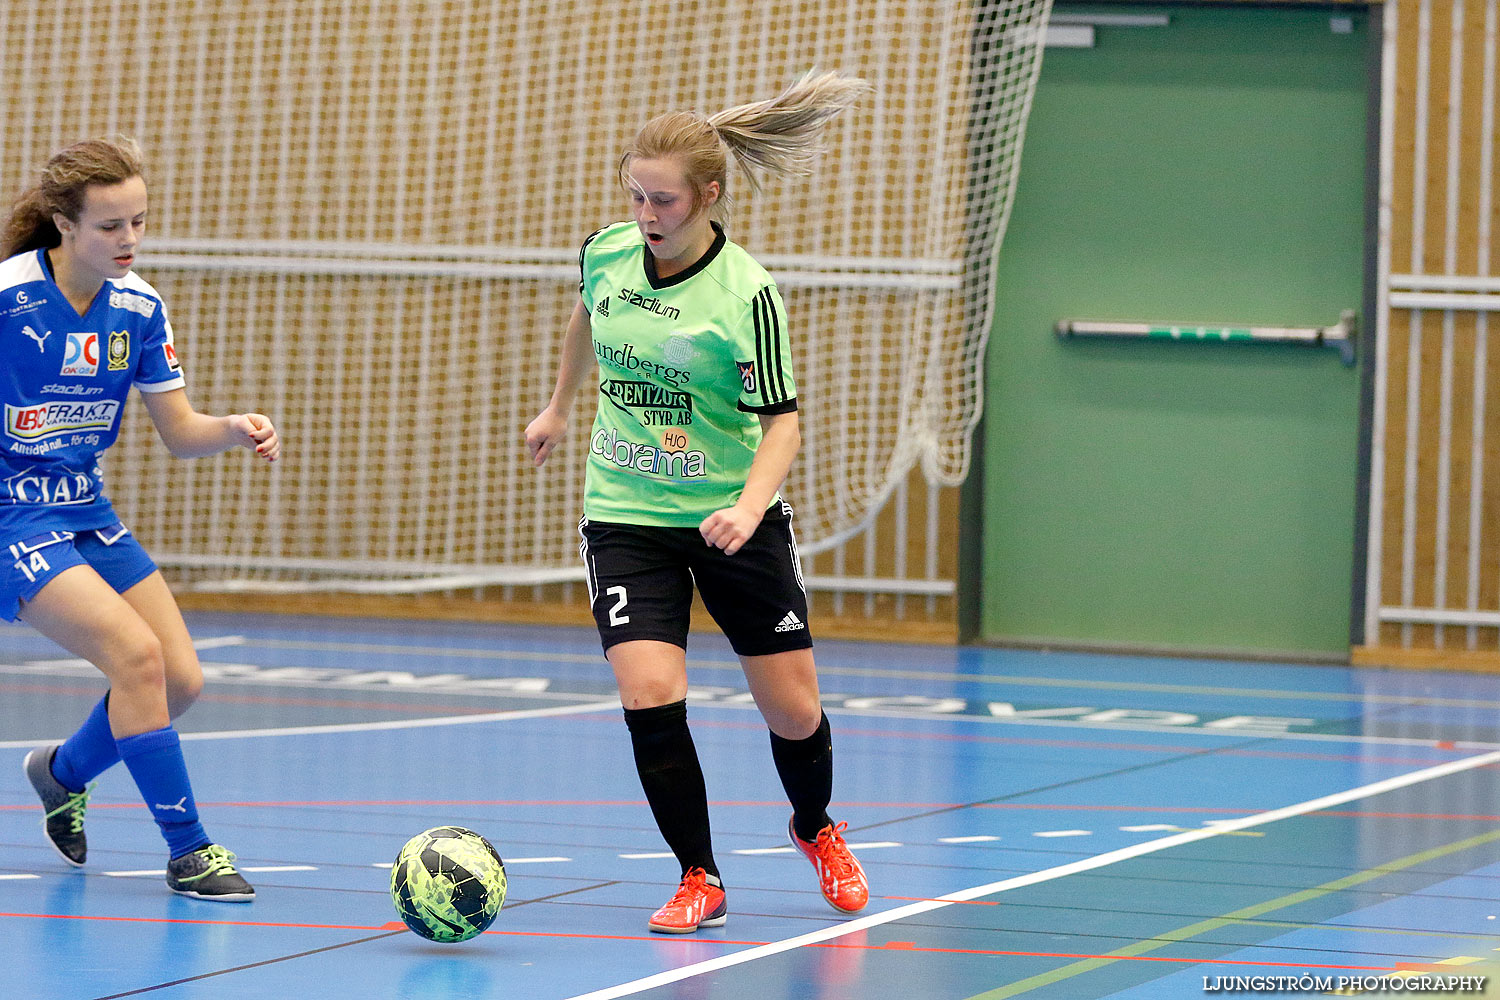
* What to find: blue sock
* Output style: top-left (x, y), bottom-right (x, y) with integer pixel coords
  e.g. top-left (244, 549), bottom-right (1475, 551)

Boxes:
top-left (52, 693), bottom-right (121, 792)
top-left (116, 726), bottom-right (210, 859)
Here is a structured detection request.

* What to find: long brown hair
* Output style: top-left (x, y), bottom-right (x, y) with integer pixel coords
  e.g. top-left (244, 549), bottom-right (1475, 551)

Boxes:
top-left (618, 69), bottom-right (869, 221)
top-left (2, 136), bottom-right (145, 259)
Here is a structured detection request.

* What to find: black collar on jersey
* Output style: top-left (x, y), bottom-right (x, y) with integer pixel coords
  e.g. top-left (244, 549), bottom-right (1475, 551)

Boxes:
top-left (642, 221), bottom-right (726, 290)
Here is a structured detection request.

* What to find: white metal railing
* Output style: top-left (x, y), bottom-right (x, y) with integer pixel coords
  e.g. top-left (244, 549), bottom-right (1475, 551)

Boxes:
top-left (136, 242), bottom-right (963, 291)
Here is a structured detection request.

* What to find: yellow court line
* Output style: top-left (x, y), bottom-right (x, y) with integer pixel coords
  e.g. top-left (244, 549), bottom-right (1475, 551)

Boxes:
top-left (962, 828), bottom-right (1500, 1000)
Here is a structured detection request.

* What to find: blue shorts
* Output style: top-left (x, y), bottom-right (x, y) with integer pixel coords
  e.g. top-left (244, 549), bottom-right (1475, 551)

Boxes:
top-left (2, 522), bottom-right (158, 622)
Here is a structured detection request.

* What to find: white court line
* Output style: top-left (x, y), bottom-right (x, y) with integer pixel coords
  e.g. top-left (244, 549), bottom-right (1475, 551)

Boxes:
top-left (0, 699), bottom-right (623, 749)
top-left (619, 852), bottom-right (675, 860)
top-left (105, 864), bottom-right (316, 877)
top-left (188, 635), bottom-right (248, 650)
top-left (940, 835), bottom-right (999, 843)
top-left (7, 640), bottom-right (1500, 752)
top-left (11, 633), bottom-right (244, 672)
top-left (372, 857), bottom-right (572, 868)
top-left (561, 749), bottom-right (1500, 1000)
top-left (0, 874), bottom-right (39, 880)
top-left (8, 624), bottom-right (1500, 712)
top-left (150, 629), bottom-right (1500, 710)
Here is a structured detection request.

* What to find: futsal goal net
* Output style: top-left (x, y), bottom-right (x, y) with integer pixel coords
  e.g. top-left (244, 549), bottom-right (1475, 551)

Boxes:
top-left (0, 0), bottom-right (1053, 594)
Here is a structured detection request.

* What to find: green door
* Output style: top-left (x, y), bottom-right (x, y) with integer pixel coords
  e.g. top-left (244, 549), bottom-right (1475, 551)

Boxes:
top-left (980, 5), bottom-right (1369, 657)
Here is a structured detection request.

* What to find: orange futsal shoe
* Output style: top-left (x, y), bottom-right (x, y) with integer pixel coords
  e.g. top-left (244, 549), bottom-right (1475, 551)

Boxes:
top-left (789, 818), bottom-right (869, 913)
top-left (648, 867), bottom-right (727, 933)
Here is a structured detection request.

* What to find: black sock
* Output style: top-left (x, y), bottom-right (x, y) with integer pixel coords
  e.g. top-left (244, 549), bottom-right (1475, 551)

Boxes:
top-left (770, 712), bottom-right (834, 842)
top-left (623, 700), bottom-right (718, 879)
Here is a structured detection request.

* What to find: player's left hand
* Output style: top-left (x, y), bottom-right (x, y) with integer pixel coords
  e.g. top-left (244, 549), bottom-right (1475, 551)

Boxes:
top-left (699, 504), bottom-right (762, 556)
top-left (230, 412), bottom-right (280, 462)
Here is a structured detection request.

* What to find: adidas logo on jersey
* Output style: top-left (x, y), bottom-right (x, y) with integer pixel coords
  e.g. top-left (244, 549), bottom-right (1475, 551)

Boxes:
top-left (596, 296), bottom-right (610, 317)
top-left (774, 610), bottom-right (805, 633)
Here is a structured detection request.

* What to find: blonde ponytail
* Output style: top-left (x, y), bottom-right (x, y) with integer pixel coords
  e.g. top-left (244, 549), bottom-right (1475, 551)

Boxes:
top-left (706, 69), bottom-right (870, 193)
top-left (619, 69), bottom-right (869, 220)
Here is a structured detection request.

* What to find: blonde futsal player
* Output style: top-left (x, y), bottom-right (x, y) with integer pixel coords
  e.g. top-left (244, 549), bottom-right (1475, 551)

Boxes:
top-left (526, 70), bottom-right (870, 933)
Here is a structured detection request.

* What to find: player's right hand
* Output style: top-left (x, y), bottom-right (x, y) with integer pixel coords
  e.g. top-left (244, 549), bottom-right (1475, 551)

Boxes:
top-left (525, 408), bottom-right (567, 466)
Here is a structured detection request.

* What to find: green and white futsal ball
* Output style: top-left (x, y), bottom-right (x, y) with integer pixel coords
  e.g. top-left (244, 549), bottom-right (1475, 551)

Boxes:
top-left (390, 826), bottom-right (507, 942)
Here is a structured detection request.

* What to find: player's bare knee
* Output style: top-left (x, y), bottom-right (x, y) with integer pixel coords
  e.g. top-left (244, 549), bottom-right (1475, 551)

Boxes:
top-left (166, 671), bottom-right (203, 716)
top-left (767, 705), bottom-right (822, 741)
top-left (106, 630), bottom-right (167, 692)
top-left (620, 685), bottom-right (681, 711)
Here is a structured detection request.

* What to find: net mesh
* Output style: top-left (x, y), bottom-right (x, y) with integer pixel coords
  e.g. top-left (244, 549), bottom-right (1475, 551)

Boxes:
top-left (0, 0), bottom-right (1052, 592)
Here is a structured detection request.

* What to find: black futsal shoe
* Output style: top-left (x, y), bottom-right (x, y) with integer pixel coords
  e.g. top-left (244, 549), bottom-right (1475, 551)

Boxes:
top-left (166, 844), bottom-right (256, 902)
top-left (23, 745), bottom-right (91, 867)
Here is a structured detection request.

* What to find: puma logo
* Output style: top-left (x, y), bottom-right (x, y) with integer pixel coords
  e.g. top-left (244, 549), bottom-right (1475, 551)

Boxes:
top-left (22, 325), bottom-right (50, 352)
top-left (154, 797), bottom-right (189, 814)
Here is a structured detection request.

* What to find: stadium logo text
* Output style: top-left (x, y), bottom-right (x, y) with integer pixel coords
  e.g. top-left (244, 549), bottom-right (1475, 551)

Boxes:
top-left (591, 427), bottom-right (706, 479)
top-left (40, 384), bottom-right (105, 397)
top-left (619, 287), bottom-right (680, 321)
top-left (5, 400), bottom-right (120, 441)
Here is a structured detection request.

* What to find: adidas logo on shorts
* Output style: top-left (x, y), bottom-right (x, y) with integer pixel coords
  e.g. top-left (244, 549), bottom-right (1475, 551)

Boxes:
top-left (774, 610), bottom-right (805, 633)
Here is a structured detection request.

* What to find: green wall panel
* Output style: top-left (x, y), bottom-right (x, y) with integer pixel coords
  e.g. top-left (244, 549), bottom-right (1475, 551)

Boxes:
top-left (981, 5), bottom-right (1369, 656)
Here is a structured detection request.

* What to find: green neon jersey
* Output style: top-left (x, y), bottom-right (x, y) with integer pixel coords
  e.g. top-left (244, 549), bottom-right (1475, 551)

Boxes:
top-left (578, 221), bottom-right (797, 526)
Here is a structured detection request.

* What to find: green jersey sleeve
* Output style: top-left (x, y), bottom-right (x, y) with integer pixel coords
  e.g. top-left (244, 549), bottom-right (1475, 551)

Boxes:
top-left (735, 284), bottom-right (798, 415)
top-left (577, 226), bottom-right (610, 311)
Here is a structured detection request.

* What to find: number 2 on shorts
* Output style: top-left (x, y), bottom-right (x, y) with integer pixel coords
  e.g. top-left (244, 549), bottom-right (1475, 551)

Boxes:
top-left (606, 585), bottom-right (630, 626)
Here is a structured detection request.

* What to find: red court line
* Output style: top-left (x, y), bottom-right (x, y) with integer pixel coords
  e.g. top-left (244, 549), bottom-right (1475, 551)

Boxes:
top-left (0, 683), bottom-right (116, 698)
top-left (8, 682), bottom-right (1478, 770)
top-left (0, 911), bottom-right (383, 930)
top-left (7, 797), bottom-right (1496, 822)
top-left (0, 680), bottom-right (514, 716)
top-left (0, 910), bottom-right (1400, 972)
top-left (829, 726), bottom-right (1482, 768)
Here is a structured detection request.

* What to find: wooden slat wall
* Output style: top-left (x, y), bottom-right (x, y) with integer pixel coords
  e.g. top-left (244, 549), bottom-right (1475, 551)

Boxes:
top-left (181, 470), bottom-right (960, 643)
top-left (1355, 0), bottom-right (1500, 670)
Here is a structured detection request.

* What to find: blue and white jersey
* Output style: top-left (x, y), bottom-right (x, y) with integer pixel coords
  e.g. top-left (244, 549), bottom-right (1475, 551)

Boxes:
top-left (0, 248), bottom-right (184, 542)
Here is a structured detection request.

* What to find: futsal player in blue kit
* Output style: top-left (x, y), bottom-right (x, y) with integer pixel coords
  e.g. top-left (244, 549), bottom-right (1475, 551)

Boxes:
top-left (3, 136), bottom-right (280, 900)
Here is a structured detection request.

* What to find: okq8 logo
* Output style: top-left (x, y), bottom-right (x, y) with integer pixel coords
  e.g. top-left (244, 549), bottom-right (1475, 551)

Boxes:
top-left (60, 332), bottom-right (99, 378)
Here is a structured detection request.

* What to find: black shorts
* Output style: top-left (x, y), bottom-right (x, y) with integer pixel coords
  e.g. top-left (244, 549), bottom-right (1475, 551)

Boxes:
top-left (578, 500), bottom-right (812, 657)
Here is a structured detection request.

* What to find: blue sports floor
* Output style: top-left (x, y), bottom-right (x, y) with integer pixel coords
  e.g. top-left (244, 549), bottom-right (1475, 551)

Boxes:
top-left (4, 612), bottom-right (1500, 999)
